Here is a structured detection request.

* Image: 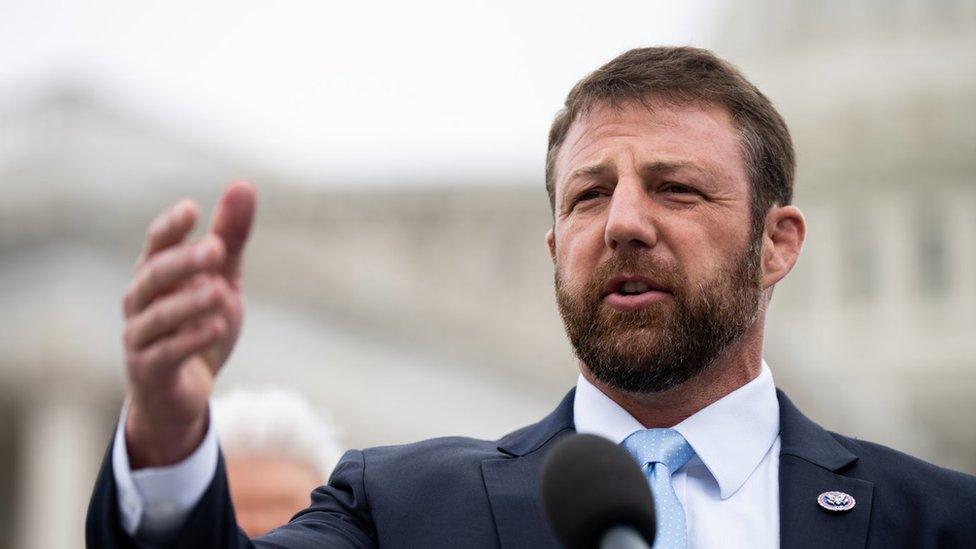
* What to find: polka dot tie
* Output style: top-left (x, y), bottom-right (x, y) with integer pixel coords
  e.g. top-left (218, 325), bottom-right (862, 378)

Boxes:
top-left (622, 428), bottom-right (696, 549)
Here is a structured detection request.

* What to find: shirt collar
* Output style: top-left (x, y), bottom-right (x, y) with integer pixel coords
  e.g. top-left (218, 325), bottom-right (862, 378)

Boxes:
top-left (573, 361), bottom-right (779, 499)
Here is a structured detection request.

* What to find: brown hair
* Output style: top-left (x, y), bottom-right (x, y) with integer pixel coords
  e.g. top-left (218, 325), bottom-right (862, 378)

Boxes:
top-left (545, 46), bottom-right (795, 234)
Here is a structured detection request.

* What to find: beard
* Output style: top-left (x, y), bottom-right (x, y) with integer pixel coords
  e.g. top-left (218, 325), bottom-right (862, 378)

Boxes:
top-left (555, 239), bottom-right (763, 394)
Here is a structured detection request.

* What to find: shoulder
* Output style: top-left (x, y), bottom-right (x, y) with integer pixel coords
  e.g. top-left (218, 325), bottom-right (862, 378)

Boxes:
top-left (828, 431), bottom-right (976, 526)
top-left (778, 389), bottom-right (976, 500)
top-left (831, 431), bottom-right (976, 490)
top-left (777, 390), bottom-right (976, 539)
top-left (362, 435), bottom-right (502, 470)
top-left (355, 388), bottom-right (576, 475)
top-left (332, 389), bottom-right (575, 506)
top-left (333, 435), bottom-right (508, 496)
top-left (341, 436), bottom-right (507, 525)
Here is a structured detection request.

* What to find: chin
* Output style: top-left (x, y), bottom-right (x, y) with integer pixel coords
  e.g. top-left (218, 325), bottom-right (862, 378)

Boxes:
top-left (607, 327), bottom-right (664, 350)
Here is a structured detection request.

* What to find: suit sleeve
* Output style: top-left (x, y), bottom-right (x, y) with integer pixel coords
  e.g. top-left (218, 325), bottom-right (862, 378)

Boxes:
top-left (251, 450), bottom-right (378, 548)
top-left (87, 436), bottom-right (378, 549)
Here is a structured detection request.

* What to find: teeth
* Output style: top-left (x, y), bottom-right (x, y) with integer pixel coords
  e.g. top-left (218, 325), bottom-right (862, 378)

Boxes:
top-left (620, 281), bottom-right (650, 294)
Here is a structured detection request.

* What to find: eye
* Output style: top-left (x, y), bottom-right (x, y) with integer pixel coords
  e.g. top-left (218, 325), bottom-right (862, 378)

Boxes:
top-left (661, 182), bottom-right (697, 195)
top-left (571, 188), bottom-right (612, 208)
top-left (576, 189), bottom-right (605, 202)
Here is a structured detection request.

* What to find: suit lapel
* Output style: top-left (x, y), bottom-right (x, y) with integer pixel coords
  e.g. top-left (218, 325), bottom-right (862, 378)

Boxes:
top-left (487, 388), bottom-right (876, 548)
top-left (777, 391), bottom-right (874, 549)
top-left (482, 390), bottom-right (576, 548)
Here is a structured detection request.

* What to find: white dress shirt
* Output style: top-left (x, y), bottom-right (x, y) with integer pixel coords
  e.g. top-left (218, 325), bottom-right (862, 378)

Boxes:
top-left (115, 363), bottom-right (780, 545)
top-left (574, 362), bottom-right (781, 548)
top-left (113, 401), bottom-right (219, 540)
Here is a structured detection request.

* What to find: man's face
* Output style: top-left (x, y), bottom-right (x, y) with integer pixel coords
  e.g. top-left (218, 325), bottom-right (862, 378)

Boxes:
top-left (225, 454), bottom-right (323, 538)
top-left (547, 99), bottom-right (763, 393)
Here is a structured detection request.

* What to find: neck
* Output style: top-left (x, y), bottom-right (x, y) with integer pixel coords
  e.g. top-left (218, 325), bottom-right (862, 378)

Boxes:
top-left (581, 325), bottom-right (765, 428)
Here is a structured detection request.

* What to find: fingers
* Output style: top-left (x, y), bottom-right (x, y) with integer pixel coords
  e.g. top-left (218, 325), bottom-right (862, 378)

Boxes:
top-left (124, 235), bottom-right (225, 318)
top-left (138, 199), bottom-right (199, 267)
top-left (127, 314), bottom-right (227, 378)
top-left (209, 181), bottom-right (256, 282)
top-left (120, 188), bottom-right (250, 469)
top-left (124, 276), bottom-right (229, 350)
top-left (122, 184), bottom-right (252, 394)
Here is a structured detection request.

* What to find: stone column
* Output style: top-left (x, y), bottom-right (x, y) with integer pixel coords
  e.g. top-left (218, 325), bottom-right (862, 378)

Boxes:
top-left (875, 190), bottom-right (914, 332)
top-left (946, 185), bottom-right (976, 315)
top-left (14, 387), bottom-right (106, 549)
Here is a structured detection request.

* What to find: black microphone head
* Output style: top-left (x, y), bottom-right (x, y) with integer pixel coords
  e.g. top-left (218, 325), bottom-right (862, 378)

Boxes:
top-left (540, 433), bottom-right (655, 549)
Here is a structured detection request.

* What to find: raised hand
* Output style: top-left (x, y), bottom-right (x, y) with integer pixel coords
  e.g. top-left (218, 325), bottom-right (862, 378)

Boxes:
top-left (122, 182), bottom-right (256, 468)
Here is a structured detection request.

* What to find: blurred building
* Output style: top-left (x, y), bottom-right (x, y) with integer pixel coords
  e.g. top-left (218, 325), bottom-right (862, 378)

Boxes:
top-left (0, 3), bottom-right (974, 547)
top-left (0, 87), bottom-right (569, 549)
top-left (716, 0), bottom-right (976, 472)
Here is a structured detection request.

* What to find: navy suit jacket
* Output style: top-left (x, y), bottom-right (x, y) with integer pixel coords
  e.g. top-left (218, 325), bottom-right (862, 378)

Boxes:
top-left (87, 390), bottom-right (976, 548)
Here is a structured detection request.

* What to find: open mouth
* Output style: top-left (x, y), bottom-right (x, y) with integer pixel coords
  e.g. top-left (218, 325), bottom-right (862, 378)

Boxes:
top-left (617, 280), bottom-right (653, 295)
top-left (601, 276), bottom-right (671, 310)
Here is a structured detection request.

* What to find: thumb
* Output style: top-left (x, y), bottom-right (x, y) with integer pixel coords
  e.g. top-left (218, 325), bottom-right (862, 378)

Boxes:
top-left (209, 181), bottom-right (256, 282)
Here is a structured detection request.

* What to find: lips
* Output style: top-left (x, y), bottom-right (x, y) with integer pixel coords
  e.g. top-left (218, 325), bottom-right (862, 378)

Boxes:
top-left (601, 275), bottom-right (672, 311)
top-left (601, 275), bottom-right (670, 297)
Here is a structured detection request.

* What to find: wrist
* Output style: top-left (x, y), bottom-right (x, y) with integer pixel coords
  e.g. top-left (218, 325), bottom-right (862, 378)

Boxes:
top-left (124, 400), bottom-right (209, 469)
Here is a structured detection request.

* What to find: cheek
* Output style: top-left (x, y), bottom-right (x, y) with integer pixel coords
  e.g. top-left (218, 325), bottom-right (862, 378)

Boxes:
top-left (659, 220), bottom-right (740, 280)
top-left (556, 219), bottom-right (606, 270)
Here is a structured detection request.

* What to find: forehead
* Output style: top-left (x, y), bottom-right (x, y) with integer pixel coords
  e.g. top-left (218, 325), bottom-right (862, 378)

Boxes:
top-left (553, 99), bottom-right (747, 195)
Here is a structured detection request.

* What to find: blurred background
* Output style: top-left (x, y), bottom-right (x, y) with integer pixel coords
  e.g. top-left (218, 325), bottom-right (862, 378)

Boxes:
top-left (0, 0), bottom-right (974, 546)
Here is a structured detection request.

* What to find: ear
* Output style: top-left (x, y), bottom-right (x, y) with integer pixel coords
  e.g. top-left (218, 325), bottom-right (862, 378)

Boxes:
top-left (546, 227), bottom-right (556, 263)
top-left (761, 205), bottom-right (805, 290)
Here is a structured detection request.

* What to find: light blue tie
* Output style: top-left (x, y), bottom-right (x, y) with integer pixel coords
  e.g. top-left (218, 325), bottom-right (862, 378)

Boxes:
top-left (622, 428), bottom-right (696, 549)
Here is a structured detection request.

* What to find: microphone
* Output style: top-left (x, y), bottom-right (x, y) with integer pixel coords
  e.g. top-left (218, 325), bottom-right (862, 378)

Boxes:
top-left (540, 434), bottom-right (655, 549)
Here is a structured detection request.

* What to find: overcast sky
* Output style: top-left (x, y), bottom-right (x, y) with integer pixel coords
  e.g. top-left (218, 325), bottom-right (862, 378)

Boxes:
top-left (0, 0), bottom-right (722, 187)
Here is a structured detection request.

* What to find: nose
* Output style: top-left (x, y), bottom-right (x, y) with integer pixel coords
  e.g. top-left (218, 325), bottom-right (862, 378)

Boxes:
top-left (604, 178), bottom-right (657, 251)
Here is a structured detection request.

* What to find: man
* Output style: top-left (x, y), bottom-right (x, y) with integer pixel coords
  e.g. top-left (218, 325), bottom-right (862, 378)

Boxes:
top-left (211, 387), bottom-right (343, 538)
top-left (87, 47), bottom-right (976, 548)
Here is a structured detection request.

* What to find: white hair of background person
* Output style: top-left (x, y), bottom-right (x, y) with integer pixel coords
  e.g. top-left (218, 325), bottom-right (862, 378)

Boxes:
top-left (211, 387), bottom-right (344, 480)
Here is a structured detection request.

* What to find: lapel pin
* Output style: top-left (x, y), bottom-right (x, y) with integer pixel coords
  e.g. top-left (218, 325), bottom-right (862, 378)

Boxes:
top-left (817, 491), bottom-right (856, 512)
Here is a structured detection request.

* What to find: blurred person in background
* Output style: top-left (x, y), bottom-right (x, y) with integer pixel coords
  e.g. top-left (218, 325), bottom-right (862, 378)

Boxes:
top-left (212, 387), bottom-right (343, 538)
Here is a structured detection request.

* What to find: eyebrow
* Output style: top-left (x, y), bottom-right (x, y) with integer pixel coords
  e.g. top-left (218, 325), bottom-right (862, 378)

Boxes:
top-left (567, 160), bottom-right (710, 183)
top-left (567, 164), bottom-right (613, 181)
top-left (638, 160), bottom-right (710, 179)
